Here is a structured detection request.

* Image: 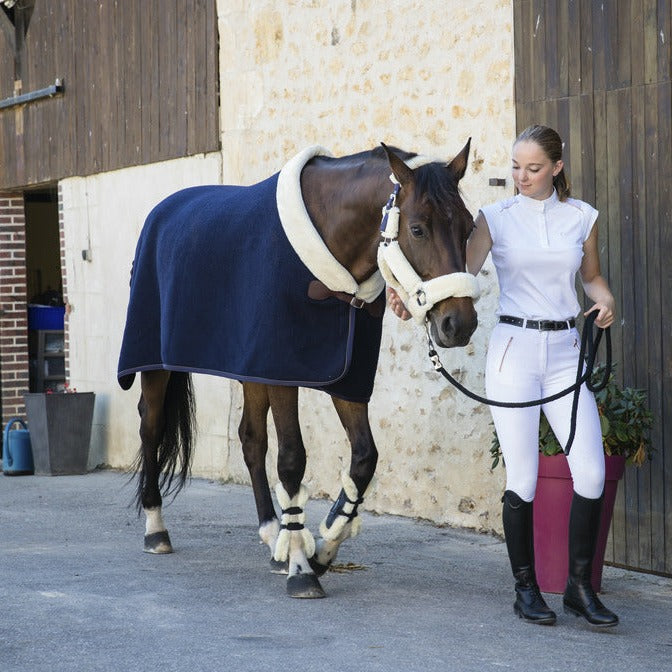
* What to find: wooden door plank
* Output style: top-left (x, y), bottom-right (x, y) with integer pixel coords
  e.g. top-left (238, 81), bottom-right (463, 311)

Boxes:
top-left (580, 0), bottom-right (594, 94)
top-left (544, 0), bottom-right (561, 98)
top-left (631, 82), bottom-right (652, 570)
top-left (657, 0), bottom-right (671, 83)
top-left (591, 1), bottom-right (607, 92)
top-left (657, 81), bottom-right (672, 574)
top-left (125, 2), bottom-right (142, 167)
top-left (612, 87), bottom-right (641, 569)
top-left (644, 81), bottom-right (665, 573)
top-left (597, 89), bottom-right (627, 563)
top-left (567, 96), bottom-right (583, 195)
top-left (643, 0), bottom-right (658, 83)
top-left (514, 0), bottom-right (532, 104)
top-left (567, 0), bottom-right (582, 96)
top-left (631, 0), bottom-right (645, 86)
top-left (616, 0), bottom-right (632, 88)
top-left (531, 0), bottom-right (547, 102)
top-left (204, 0), bottom-right (218, 149)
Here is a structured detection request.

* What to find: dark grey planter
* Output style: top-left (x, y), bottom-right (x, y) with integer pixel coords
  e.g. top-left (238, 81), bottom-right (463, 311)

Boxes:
top-left (24, 392), bottom-right (95, 475)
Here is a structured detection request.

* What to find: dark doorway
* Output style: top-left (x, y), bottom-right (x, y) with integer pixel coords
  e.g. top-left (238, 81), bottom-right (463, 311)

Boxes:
top-left (25, 187), bottom-right (61, 305)
top-left (24, 187), bottom-right (65, 393)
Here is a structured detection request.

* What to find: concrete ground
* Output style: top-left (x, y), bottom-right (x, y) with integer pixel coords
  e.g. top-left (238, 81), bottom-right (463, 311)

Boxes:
top-left (1, 470), bottom-right (670, 672)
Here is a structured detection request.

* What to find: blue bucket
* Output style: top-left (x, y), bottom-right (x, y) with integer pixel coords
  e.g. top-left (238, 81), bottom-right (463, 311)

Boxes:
top-left (2, 417), bottom-right (34, 476)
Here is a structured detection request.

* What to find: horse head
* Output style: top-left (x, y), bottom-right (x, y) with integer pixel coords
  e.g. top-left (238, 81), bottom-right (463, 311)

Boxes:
top-left (380, 141), bottom-right (479, 348)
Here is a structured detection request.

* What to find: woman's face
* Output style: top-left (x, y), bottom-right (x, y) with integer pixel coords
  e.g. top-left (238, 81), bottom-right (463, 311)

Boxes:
top-left (511, 140), bottom-right (563, 200)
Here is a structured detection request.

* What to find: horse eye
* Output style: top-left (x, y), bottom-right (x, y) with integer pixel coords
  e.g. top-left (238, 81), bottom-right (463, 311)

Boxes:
top-left (410, 224), bottom-right (426, 238)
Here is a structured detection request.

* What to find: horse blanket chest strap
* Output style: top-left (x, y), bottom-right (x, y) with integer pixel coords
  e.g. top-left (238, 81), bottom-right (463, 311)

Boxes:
top-left (307, 280), bottom-right (385, 318)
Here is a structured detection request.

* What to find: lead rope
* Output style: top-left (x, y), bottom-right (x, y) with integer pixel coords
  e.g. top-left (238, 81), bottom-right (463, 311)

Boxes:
top-left (425, 311), bottom-right (611, 455)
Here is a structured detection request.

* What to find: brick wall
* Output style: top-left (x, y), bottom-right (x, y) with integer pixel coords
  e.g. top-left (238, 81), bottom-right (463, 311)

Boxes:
top-left (0, 195), bottom-right (30, 428)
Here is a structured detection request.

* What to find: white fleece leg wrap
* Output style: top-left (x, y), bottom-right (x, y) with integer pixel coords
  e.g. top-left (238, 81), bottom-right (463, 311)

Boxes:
top-left (144, 507), bottom-right (167, 536)
top-left (319, 472), bottom-right (363, 541)
top-left (272, 483), bottom-right (315, 563)
top-left (259, 518), bottom-right (280, 553)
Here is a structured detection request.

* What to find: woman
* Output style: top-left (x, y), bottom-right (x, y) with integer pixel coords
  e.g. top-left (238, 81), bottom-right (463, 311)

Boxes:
top-left (388, 125), bottom-right (618, 627)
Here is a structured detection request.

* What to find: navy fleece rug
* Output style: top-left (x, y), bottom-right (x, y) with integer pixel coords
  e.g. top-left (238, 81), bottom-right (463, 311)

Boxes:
top-left (117, 172), bottom-right (384, 402)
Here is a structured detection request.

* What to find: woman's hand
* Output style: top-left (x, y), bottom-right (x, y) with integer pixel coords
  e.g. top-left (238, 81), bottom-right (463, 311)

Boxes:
top-left (584, 301), bottom-right (615, 329)
top-left (387, 287), bottom-right (412, 321)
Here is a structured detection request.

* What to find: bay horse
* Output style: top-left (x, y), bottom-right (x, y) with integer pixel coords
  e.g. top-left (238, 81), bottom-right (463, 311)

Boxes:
top-left (118, 141), bottom-right (479, 598)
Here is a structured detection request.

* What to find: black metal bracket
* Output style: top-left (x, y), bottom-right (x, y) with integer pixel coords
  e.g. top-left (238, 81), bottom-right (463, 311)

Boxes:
top-left (0, 78), bottom-right (64, 111)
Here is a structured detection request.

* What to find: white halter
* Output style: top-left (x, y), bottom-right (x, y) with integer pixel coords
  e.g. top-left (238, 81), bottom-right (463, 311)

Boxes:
top-left (377, 176), bottom-right (480, 324)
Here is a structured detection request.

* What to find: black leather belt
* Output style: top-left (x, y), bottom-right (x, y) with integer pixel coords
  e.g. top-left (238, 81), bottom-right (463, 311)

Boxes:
top-left (499, 315), bottom-right (576, 331)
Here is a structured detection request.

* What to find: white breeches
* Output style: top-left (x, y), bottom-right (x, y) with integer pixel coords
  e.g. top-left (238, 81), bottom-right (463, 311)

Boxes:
top-left (486, 323), bottom-right (605, 502)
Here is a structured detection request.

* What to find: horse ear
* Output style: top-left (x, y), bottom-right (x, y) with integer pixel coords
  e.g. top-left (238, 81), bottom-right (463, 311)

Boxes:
top-left (446, 138), bottom-right (471, 182)
top-left (381, 142), bottom-right (415, 187)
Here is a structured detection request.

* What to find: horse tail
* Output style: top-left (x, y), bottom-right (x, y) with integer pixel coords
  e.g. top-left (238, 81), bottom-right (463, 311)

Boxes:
top-left (133, 371), bottom-right (196, 511)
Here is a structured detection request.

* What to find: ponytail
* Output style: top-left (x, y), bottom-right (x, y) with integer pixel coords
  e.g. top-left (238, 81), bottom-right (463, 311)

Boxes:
top-left (553, 167), bottom-right (571, 201)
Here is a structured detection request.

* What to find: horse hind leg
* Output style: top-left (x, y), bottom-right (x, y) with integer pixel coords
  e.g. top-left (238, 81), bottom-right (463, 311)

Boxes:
top-left (311, 397), bottom-right (378, 575)
top-left (137, 370), bottom-right (172, 553)
top-left (239, 383), bottom-right (284, 572)
top-left (136, 370), bottom-right (195, 554)
top-left (268, 386), bottom-right (325, 598)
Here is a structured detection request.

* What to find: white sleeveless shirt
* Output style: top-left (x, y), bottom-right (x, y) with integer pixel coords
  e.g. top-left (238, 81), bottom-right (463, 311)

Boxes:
top-left (480, 190), bottom-right (598, 321)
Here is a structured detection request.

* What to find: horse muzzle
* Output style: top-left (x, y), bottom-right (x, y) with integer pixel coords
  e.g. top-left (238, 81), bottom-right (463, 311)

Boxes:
top-left (428, 296), bottom-right (478, 348)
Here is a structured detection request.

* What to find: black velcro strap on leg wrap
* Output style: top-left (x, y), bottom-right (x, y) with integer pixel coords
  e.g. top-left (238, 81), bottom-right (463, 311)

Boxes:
top-left (325, 487), bottom-right (363, 529)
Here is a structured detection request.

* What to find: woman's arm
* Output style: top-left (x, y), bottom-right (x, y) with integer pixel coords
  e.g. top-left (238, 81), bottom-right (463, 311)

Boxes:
top-left (579, 223), bottom-right (616, 329)
top-left (467, 211), bottom-right (493, 276)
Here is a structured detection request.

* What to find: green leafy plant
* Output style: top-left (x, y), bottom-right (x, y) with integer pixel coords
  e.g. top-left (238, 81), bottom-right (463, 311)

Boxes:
top-left (490, 364), bottom-right (654, 470)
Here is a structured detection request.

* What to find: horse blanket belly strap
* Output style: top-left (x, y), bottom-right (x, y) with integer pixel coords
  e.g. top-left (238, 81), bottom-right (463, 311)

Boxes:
top-left (117, 171), bottom-right (384, 403)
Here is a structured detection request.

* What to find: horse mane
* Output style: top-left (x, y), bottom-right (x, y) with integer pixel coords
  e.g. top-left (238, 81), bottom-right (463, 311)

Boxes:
top-left (368, 145), bottom-right (418, 161)
top-left (326, 145), bottom-right (419, 163)
top-left (316, 146), bottom-right (465, 218)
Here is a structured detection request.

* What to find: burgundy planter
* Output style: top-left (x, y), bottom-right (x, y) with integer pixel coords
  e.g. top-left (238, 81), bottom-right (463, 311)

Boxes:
top-left (533, 453), bottom-right (626, 594)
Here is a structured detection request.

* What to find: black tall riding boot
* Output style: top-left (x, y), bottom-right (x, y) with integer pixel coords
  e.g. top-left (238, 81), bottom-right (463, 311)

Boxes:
top-left (563, 491), bottom-right (619, 627)
top-left (502, 490), bottom-right (556, 625)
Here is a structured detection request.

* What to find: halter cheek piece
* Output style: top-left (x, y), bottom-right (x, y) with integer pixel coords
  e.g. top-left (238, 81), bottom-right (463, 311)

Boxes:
top-left (377, 177), bottom-right (480, 323)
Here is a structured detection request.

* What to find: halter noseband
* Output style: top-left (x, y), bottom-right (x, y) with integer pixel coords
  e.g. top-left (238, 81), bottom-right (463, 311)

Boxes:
top-left (377, 176), bottom-right (480, 323)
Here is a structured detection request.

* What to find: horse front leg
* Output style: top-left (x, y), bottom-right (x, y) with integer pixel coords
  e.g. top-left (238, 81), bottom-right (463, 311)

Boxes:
top-left (239, 383), bottom-right (284, 572)
top-left (311, 397), bottom-right (378, 575)
top-left (138, 370), bottom-right (173, 554)
top-left (268, 386), bottom-right (325, 598)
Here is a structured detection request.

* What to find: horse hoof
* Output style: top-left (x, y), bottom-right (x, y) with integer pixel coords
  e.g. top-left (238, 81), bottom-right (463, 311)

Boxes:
top-left (287, 574), bottom-right (326, 599)
top-left (270, 558), bottom-right (289, 574)
top-left (143, 531), bottom-right (173, 554)
top-left (308, 554), bottom-right (330, 577)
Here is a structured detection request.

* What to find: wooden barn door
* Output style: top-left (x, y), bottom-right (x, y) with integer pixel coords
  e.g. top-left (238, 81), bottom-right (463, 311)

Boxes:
top-left (513, 0), bottom-right (671, 575)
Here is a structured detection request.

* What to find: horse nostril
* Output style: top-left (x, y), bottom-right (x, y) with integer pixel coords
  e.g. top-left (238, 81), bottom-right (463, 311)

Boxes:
top-left (441, 314), bottom-right (456, 338)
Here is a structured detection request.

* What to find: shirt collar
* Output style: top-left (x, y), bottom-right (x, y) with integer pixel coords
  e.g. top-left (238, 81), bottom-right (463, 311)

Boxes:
top-left (516, 189), bottom-right (559, 212)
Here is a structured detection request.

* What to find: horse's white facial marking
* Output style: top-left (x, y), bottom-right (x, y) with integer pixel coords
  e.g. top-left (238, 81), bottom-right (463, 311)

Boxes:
top-left (144, 507), bottom-right (166, 536)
